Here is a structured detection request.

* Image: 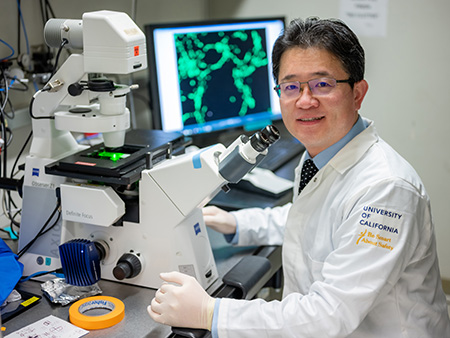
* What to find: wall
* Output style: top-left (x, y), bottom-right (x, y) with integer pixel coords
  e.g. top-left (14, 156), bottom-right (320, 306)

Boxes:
top-left (208, 0), bottom-right (450, 280)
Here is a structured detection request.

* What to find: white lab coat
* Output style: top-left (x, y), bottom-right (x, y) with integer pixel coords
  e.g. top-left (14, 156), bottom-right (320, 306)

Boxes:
top-left (216, 118), bottom-right (450, 337)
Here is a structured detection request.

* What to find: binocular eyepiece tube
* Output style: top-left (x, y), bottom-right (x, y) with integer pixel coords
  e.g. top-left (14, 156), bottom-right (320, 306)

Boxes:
top-left (218, 124), bottom-right (281, 184)
top-left (249, 124), bottom-right (280, 152)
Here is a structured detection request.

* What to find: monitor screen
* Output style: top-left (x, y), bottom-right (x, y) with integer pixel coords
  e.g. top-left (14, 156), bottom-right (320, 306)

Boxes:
top-left (145, 17), bottom-right (285, 142)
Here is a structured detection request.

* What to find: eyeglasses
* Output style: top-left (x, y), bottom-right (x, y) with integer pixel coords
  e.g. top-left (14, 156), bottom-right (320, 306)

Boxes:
top-left (274, 77), bottom-right (354, 99)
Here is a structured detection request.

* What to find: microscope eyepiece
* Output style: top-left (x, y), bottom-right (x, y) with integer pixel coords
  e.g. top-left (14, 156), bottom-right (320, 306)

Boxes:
top-left (249, 125), bottom-right (280, 152)
top-left (250, 131), bottom-right (270, 152)
top-left (261, 125), bottom-right (280, 144)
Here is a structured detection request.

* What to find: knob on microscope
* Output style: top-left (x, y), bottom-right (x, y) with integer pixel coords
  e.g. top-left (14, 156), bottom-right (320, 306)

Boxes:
top-left (113, 253), bottom-right (142, 280)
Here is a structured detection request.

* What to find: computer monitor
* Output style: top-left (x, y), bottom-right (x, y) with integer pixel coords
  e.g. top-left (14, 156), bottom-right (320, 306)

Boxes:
top-left (145, 17), bottom-right (285, 145)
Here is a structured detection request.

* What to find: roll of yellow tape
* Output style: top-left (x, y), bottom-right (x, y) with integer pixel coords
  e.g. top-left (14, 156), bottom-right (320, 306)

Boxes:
top-left (69, 296), bottom-right (125, 330)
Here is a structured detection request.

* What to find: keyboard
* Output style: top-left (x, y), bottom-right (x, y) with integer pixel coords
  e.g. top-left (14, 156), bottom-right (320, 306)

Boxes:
top-left (258, 136), bottom-right (305, 171)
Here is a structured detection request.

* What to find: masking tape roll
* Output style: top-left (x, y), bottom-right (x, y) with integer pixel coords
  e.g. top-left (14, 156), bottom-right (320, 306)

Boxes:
top-left (69, 296), bottom-right (125, 330)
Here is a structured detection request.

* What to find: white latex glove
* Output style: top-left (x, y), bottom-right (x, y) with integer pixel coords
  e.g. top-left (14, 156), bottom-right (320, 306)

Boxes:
top-left (148, 271), bottom-right (216, 330)
top-left (202, 205), bottom-right (237, 235)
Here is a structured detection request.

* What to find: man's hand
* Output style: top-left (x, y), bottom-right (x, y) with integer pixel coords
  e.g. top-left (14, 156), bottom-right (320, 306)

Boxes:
top-left (148, 271), bottom-right (216, 330)
top-left (202, 206), bottom-right (237, 235)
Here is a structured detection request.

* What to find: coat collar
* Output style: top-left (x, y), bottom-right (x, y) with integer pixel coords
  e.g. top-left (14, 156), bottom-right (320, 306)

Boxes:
top-left (293, 118), bottom-right (379, 198)
top-left (328, 118), bottom-right (379, 175)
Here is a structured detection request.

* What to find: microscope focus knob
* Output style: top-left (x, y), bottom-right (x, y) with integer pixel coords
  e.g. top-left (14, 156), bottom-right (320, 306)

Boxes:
top-left (113, 253), bottom-right (142, 280)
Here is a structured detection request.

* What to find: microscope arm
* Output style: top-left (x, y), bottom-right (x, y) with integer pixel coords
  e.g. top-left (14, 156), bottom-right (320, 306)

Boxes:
top-left (32, 54), bottom-right (88, 119)
top-left (29, 54), bottom-right (89, 159)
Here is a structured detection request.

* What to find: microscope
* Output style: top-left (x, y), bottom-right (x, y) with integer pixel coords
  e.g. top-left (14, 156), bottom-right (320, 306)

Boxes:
top-left (19, 10), bottom-right (147, 277)
top-left (18, 10), bottom-right (280, 291)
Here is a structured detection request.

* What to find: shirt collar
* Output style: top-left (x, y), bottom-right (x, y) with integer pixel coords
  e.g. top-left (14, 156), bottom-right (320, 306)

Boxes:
top-left (305, 115), bottom-right (368, 170)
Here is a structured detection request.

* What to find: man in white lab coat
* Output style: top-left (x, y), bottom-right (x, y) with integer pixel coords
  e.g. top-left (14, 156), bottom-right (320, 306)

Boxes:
top-left (148, 17), bottom-right (450, 337)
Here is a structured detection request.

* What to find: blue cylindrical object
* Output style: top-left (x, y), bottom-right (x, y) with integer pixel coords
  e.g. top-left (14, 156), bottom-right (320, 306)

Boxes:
top-left (59, 239), bottom-right (101, 286)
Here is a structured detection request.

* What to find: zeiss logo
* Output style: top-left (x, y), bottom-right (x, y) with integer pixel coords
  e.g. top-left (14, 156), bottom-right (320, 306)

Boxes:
top-left (32, 168), bottom-right (40, 177)
top-left (193, 223), bottom-right (201, 235)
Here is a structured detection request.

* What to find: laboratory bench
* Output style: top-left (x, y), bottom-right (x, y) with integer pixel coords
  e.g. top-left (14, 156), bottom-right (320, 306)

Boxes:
top-left (2, 233), bottom-right (282, 338)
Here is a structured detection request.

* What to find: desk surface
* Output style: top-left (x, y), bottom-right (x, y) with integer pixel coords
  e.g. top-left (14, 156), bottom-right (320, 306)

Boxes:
top-left (3, 231), bottom-right (276, 338)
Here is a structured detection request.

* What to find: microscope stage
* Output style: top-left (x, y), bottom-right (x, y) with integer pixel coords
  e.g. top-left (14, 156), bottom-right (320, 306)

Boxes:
top-left (45, 129), bottom-right (187, 185)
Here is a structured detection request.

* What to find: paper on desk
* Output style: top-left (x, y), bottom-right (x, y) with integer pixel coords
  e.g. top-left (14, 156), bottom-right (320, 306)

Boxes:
top-left (5, 315), bottom-right (88, 338)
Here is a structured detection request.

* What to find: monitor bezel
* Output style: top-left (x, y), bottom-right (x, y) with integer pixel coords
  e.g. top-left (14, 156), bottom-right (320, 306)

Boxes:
top-left (145, 16), bottom-right (285, 144)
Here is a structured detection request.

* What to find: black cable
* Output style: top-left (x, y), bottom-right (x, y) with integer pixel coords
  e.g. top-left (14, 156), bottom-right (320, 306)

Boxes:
top-left (45, 0), bottom-right (56, 20)
top-left (49, 38), bottom-right (68, 78)
top-left (6, 130), bottom-right (33, 230)
top-left (7, 130), bottom-right (32, 230)
top-left (4, 99), bottom-right (15, 120)
top-left (39, 0), bottom-right (47, 26)
top-left (3, 192), bottom-right (20, 229)
top-left (7, 76), bottom-right (28, 91)
top-left (40, 209), bottom-right (61, 236)
top-left (29, 95), bottom-right (54, 120)
top-left (17, 199), bottom-right (61, 258)
top-left (10, 209), bottom-right (21, 229)
top-left (5, 127), bottom-right (12, 147)
top-left (1, 188), bottom-right (20, 230)
top-left (0, 227), bottom-right (10, 235)
top-left (0, 147), bottom-right (22, 232)
top-left (11, 77), bottom-right (29, 91)
top-left (11, 129), bottom-right (31, 179)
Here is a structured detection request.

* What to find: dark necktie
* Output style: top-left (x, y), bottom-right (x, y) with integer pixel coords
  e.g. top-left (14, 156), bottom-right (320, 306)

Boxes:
top-left (299, 159), bottom-right (318, 194)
